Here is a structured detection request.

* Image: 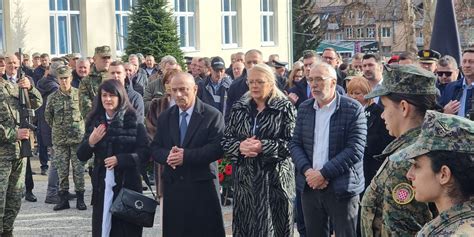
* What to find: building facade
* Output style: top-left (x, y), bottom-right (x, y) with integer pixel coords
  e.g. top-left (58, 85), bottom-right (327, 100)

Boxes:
top-left (0, 0), bottom-right (292, 63)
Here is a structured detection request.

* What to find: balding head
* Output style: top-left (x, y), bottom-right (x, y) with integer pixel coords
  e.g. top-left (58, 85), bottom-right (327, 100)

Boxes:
top-left (170, 72), bottom-right (198, 111)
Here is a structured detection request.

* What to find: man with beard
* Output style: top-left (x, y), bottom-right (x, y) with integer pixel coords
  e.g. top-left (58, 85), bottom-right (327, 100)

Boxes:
top-left (362, 53), bottom-right (384, 104)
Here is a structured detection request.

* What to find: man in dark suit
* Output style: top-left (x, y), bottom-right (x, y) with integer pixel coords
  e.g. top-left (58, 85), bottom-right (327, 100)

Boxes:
top-left (151, 72), bottom-right (225, 237)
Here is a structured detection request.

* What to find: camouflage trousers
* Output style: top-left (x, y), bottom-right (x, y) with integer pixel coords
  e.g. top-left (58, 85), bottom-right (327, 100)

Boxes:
top-left (0, 158), bottom-right (26, 234)
top-left (52, 144), bottom-right (85, 192)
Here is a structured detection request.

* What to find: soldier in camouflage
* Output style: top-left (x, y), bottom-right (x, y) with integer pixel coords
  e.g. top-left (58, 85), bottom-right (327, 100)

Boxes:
top-left (78, 45), bottom-right (112, 118)
top-left (360, 64), bottom-right (438, 236)
top-left (0, 54), bottom-right (42, 236)
top-left (45, 66), bottom-right (87, 211)
top-left (394, 110), bottom-right (474, 236)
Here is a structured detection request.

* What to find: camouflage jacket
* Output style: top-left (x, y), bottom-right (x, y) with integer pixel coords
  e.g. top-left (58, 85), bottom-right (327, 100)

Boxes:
top-left (417, 198), bottom-right (474, 236)
top-left (360, 127), bottom-right (433, 237)
top-left (0, 79), bottom-right (42, 160)
top-left (78, 65), bottom-right (108, 118)
top-left (45, 88), bottom-right (85, 145)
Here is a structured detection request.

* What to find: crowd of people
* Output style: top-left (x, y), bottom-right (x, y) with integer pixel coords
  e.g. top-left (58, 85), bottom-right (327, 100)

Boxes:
top-left (0, 44), bottom-right (473, 237)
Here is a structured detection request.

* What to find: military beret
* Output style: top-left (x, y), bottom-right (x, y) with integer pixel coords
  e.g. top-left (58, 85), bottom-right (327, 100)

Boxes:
top-left (365, 64), bottom-right (438, 99)
top-left (56, 65), bottom-right (72, 78)
top-left (418, 49), bottom-right (441, 63)
top-left (392, 110), bottom-right (474, 161)
top-left (387, 55), bottom-right (400, 64)
top-left (94, 46), bottom-right (112, 57)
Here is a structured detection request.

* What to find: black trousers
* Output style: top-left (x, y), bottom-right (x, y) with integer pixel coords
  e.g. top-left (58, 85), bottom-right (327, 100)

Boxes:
top-left (301, 185), bottom-right (359, 237)
top-left (25, 157), bottom-right (34, 191)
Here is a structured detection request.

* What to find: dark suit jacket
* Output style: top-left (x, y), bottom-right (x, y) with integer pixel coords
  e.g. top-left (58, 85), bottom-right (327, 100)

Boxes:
top-left (150, 98), bottom-right (225, 237)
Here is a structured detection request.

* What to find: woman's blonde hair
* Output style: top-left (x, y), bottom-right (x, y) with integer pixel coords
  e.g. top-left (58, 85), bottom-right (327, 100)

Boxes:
top-left (244, 63), bottom-right (286, 102)
top-left (287, 61), bottom-right (304, 88)
top-left (346, 76), bottom-right (373, 104)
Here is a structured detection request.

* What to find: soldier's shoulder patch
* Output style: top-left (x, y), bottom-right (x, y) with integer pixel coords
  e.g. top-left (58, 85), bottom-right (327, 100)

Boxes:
top-left (392, 183), bottom-right (415, 205)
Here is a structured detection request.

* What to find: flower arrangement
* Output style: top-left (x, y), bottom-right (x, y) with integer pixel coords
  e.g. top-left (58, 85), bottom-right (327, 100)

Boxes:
top-left (217, 158), bottom-right (233, 188)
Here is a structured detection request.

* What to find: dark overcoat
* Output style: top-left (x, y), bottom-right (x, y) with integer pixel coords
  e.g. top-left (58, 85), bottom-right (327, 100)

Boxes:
top-left (151, 98), bottom-right (225, 237)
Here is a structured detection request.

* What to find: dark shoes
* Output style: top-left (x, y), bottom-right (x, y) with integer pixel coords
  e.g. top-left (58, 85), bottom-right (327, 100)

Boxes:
top-left (25, 191), bottom-right (37, 202)
top-left (76, 191), bottom-right (87, 210)
top-left (45, 195), bottom-right (60, 204)
top-left (40, 168), bottom-right (48, 176)
top-left (53, 191), bottom-right (70, 211)
top-left (0, 230), bottom-right (13, 237)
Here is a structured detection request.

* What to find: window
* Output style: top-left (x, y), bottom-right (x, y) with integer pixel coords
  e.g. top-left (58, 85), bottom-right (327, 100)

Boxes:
top-left (336, 32), bottom-right (343, 40)
top-left (345, 28), bottom-right (353, 39)
top-left (174, 0), bottom-right (196, 51)
top-left (367, 27), bottom-right (375, 38)
top-left (221, 0), bottom-right (238, 47)
top-left (0, 1), bottom-right (4, 52)
top-left (49, 0), bottom-right (81, 56)
top-left (356, 28), bottom-right (363, 38)
top-left (348, 11), bottom-right (354, 19)
top-left (381, 27), bottom-right (391, 38)
top-left (115, 0), bottom-right (137, 53)
top-left (260, 0), bottom-right (275, 45)
top-left (324, 33), bottom-right (331, 41)
top-left (358, 11), bottom-right (364, 20)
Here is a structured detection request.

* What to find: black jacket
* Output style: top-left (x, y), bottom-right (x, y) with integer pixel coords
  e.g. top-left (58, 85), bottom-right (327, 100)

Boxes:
top-left (36, 75), bottom-right (59, 147)
top-left (77, 109), bottom-right (149, 237)
top-left (197, 76), bottom-right (232, 116)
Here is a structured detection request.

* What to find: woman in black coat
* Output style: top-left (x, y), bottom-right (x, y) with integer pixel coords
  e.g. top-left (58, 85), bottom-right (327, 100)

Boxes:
top-left (77, 79), bottom-right (149, 237)
top-left (346, 77), bottom-right (394, 188)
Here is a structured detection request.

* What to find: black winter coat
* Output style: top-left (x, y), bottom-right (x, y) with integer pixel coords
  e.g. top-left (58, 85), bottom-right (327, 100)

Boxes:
top-left (36, 75), bottom-right (59, 146)
top-left (77, 109), bottom-right (149, 237)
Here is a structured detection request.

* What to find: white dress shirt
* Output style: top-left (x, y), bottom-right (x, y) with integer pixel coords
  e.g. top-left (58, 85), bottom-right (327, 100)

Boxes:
top-left (312, 96), bottom-right (337, 170)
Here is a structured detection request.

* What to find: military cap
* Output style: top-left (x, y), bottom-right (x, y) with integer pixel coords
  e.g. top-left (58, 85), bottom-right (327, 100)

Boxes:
top-left (392, 110), bottom-right (474, 161)
top-left (184, 56), bottom-right (193, 65)
top-left (32, 52), bottom-right (41, 58)
top-left (67, 53), bottom-right (81, 59)
top-left (56, 65), bottom-right (72, 78)
top-left (417, 49), bottom-right (441, 63)
top-left (94, 46), bottom-right (112, 57)
top-left (344, 68), bottom-right (364, 81)
top-left (272, 60), bottom-right (288, 68)
top-left (365, 64), bottom-right (438, 99)
top-left (51, 57), bottom-right (68, 66)
top-left (23, 54), bottom-right (30, 60)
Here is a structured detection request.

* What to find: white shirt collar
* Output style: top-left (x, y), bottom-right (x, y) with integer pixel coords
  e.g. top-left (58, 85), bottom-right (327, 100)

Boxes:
top-left (313, 95), bottom-right (337, 111)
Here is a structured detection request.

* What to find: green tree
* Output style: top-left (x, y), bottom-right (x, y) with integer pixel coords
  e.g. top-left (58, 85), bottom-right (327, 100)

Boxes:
top-left (125, 0), bottom-right (184, 66)
top-left (293, 0), bottom-right (325, 60)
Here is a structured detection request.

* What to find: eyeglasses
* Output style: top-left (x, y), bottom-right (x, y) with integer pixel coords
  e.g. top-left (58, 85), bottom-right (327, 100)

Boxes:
top-left (436, 71), bottom-right (453, 77)
top-left (246, 80), bottom-right (267, 85)
top-left (101, 56), bottom-right (111, 60)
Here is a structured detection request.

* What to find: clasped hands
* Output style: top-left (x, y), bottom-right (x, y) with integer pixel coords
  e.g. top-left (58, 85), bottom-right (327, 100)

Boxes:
top-left (167, 146), bottom-right (184, 169)
top-left (239, 136), bottom-right (262, 158)
top-left (304, 168), bottom-right (329, 190)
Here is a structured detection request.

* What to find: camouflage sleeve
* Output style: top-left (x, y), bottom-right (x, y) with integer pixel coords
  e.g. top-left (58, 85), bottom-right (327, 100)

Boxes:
top-left (79, 78), bottom-right (92, 118)
top-left (381, 160), bottom-right (432, 236)
top-left (0, 122), bottom-right (17, 144)
top-left (28, 86), bottom-right (43, 110)
top-left (44, 94), bottom-right (54, 127)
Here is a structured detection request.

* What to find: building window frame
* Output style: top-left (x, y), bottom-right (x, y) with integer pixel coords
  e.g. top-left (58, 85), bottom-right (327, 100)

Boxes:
top-left (173, 0), bottom-right (196, 52)
top-left (345, 28), bottom-right (353, 39)
top-left (0, 1), bottom-right (4, 53)
top-left (115, 0), bottom-right (136, 55)
top-left (381, 27), bottom-right (391, 38)
top-left (260, 0), bottom-right (275, 46)
top-left (367, 27), bottom-right (375, 39)
top-left (49, 0), bottom-right (81, 56)
top-left (221, 0), bottom-right (239, 48)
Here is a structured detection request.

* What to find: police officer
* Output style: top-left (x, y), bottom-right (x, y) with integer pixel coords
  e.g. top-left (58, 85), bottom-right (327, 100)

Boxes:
top-left (395, 111), bottom-right (474, 236)
top-left (45, 66), bottom-right (86, 211)
top-left (360, 64), bottom-right (437, 236)
top-left (417, 49), bottom-right (441, 73)
top-left (78, 45), bottom-right (112, 118)
top-left (0, 54), bottom-right (42, 237)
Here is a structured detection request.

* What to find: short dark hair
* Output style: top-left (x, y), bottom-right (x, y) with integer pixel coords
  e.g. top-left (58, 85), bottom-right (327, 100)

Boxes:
top-left (40, 53), bottom-right (50, 59)
top-left (385, 93), bottom-right (440, 117)
top-left (110, 60), bottom-right (124, 68)
top-left (462, 48), bottom-right (474, 56)
top-left (438, 55), bottom-right (458, 68)
top-left (362, 53), bottom-right (382, 63)
top-left (302, 50), bottom-right (318, 60)
top-left (427, 151), bottom-right (474, 200)
top-left (198, 57), bottom-right (211, 67)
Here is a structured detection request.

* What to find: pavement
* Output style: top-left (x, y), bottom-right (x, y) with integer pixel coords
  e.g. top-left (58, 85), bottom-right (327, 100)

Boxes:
top-left (13, 157), bottom-right (233, 237)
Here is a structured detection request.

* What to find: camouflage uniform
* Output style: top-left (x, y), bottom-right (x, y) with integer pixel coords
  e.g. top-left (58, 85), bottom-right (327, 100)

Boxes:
top-left (393, 111), bottom-right (474, 236)
top-left (45, 66), bottom-right (85, 193)
top-left (360, 65), bottom-right (438, 236)
top-left (78, 46), bottom-right (111, 118)
top-left (0, 78), bottom-right (42, 234)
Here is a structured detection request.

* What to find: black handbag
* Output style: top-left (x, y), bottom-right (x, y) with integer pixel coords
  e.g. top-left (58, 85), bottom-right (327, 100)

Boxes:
top-left (110, 186), bottom-right (158, 227)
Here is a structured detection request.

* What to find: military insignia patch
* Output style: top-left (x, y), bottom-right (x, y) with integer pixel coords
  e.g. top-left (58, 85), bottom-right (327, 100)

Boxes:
top-left (392, 183), bottom-right (415, 205)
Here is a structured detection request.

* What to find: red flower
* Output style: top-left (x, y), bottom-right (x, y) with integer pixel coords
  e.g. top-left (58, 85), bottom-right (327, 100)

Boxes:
top-left (225, 164), bottom-right (232, 176)
top-left (218, 173), bottom-right (224, 183)
top-left (218, 159), bottom-right (223, 164)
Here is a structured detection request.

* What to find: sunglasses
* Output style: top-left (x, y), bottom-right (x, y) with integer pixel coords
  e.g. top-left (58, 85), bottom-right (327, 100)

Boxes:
top-left (436, 71), bottom-right (453, 77)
